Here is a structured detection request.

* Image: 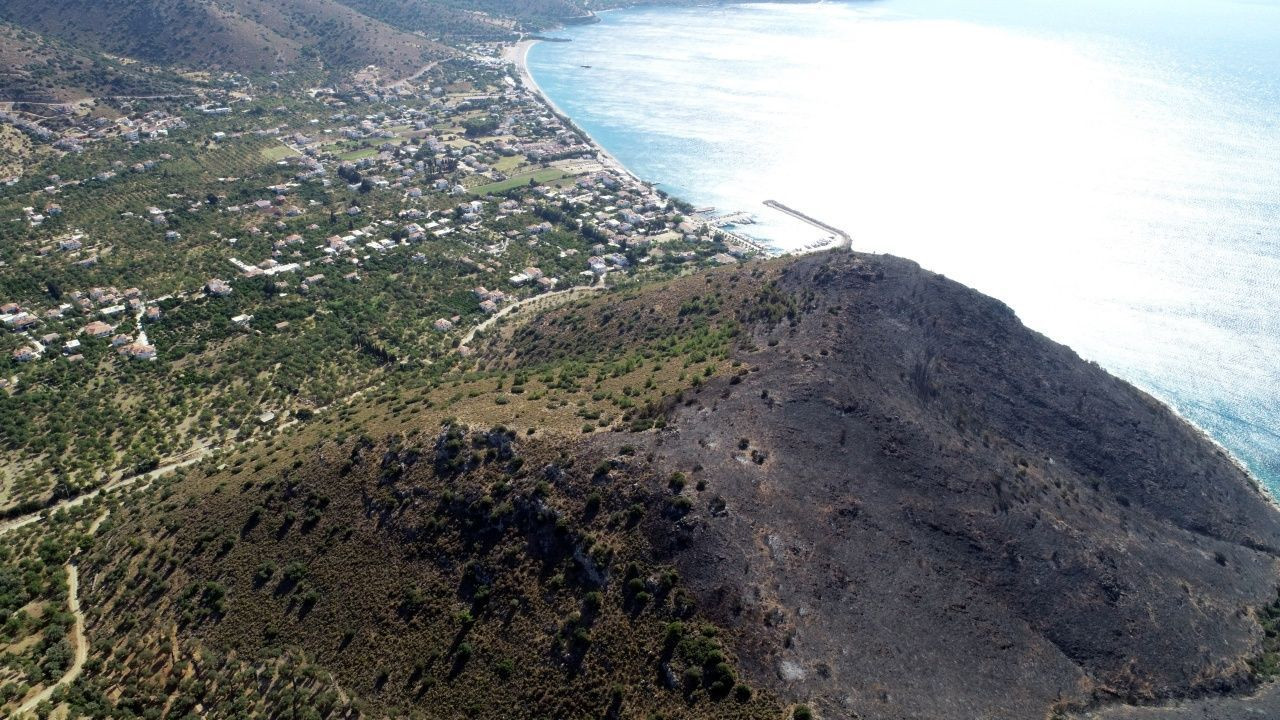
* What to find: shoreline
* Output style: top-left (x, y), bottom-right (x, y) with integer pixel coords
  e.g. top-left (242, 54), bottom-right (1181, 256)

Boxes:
top-left (502, 37), bottom-right (832, 259)
top-left (503, 37), bottom-right (646, 187)
top-left (501, 35), bottom-right (1271, 494)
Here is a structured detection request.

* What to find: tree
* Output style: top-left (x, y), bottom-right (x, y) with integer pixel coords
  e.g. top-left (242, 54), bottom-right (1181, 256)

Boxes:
top-left (462, 116), bottom-right (499, 137)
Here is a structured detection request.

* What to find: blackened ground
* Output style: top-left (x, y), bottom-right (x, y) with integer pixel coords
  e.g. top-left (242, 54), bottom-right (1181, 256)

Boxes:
top-left (634, 251), bottom-right (1280, 720)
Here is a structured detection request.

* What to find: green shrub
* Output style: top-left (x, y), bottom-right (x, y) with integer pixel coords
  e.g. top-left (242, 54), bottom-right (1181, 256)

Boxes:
top-left (682, 666), bottom-right (703, 692)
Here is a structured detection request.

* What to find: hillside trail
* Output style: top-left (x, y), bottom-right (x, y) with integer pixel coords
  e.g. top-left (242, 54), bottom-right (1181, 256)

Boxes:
top-left (0, 368), bottom-right (384, 538)
top-left (460, 283), bottom-right (604, 348)
top-left (0, 450), bottom-right (208, 536)
top-left (12, 511), bottom-right (102, 717)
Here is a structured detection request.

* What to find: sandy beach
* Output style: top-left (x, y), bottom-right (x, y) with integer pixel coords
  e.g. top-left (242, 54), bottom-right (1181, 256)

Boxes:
top-left (503, 38), bottom-right (645, 186)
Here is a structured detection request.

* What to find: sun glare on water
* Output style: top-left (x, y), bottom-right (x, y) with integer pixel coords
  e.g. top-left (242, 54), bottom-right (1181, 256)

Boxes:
top-left (528, 0), bottom-right (1280, 487)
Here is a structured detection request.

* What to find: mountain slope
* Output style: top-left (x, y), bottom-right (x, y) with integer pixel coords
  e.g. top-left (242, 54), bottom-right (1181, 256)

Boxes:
top-left (491, 251), bottom-right (1280, 718)
top-left (330, 0), bottom-right (569, 39)
top-left (73, 251), bottom-right (1280, 719)
top-left (0, 22), bottom-right (186, 102)
top-left (0, 0), bottom-right (703, 82)
top-left (0, 0), bottom-right (451, 77)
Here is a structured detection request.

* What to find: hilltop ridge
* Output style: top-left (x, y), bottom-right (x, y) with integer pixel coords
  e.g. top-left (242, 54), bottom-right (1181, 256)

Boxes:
top-left (0, 0), bottom-right (453, 79)
top-left (61, 251), bottom-right (1280, 720)
top-left (0, 0), bottom-right (721, 82)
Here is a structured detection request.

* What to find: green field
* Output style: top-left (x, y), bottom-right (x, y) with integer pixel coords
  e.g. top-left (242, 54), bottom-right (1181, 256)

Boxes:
top-left (493, 154), bottom-right (527, 173)
top-left (338, 147), bottom-right (380, 161)
top-left (260, 144), bottom-right (298, 161)
top-left (471, 168), bottom-right (569, 195)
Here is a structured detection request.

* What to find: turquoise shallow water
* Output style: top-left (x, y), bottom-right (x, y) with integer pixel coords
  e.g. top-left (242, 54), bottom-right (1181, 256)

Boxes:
top-left (527, 0), bottom-right (1280, 491)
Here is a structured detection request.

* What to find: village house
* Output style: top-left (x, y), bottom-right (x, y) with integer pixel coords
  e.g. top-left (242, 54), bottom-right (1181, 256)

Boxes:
top-left (206, 279), bottom-right (233, 296)
top-left (120, 342), bottom-right (156, 360)
top-left (82, 321), bottom-right (114, 337)
top-left (3, 312), bottom-right (37, 330)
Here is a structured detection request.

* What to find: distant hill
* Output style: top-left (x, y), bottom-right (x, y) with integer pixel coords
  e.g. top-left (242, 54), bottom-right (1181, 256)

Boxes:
top-left (0, 21), bottom-right (186, 102)
top-left (75, 252), bottom-right (1280, 719)
top-left (0, 0), bottom-right (453, 79)
top-left (333, 0), bottom-right (587, 39)
top-left (0, 0), bottom-right (716, 85)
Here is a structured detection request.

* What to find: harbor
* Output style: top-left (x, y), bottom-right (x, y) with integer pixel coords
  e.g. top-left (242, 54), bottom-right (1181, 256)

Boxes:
top-left (763, 200), bottom-right (852, 251)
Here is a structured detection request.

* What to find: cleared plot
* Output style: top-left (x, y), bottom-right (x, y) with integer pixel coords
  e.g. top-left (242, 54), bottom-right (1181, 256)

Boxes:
top-left (493, 154), bottom-right (527, 173)
top-left (460, 174), bottom-right (493, 189)
top-left (338, 147), bottom-right (379, 162)
top-left (471, 168), bottom-right (569, 196)
top-left (260, 144), bottom-right (299, 161)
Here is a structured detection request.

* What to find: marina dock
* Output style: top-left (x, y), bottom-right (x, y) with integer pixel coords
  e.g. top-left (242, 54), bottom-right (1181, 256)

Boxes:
top-left (763, 200), bottom-right (852, 251)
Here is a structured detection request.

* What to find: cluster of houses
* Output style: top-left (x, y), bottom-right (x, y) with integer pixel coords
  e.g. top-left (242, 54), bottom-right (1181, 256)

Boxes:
top-left (473, 286), bottom-right (510, 314)
top-left (508, 266), bottom-right (558, 291)
top-left (240, 60), bottom-right (735, 286)
top-left (2, 106), bottom-right (187, 169)
top-left (4, 49), bottom-right (754, 377)
top-left (5, 294), bottom-right (158, 364)
top-left (230, 257), bottom-right (302, 278)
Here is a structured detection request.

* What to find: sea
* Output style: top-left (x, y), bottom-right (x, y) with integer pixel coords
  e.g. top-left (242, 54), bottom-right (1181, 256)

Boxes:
top-left (526, 0), bottom-right (1280, 492)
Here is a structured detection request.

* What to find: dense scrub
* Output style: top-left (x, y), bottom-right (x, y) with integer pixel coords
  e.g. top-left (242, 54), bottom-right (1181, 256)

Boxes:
top-left (76, 424), bottom-right (782, 718)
